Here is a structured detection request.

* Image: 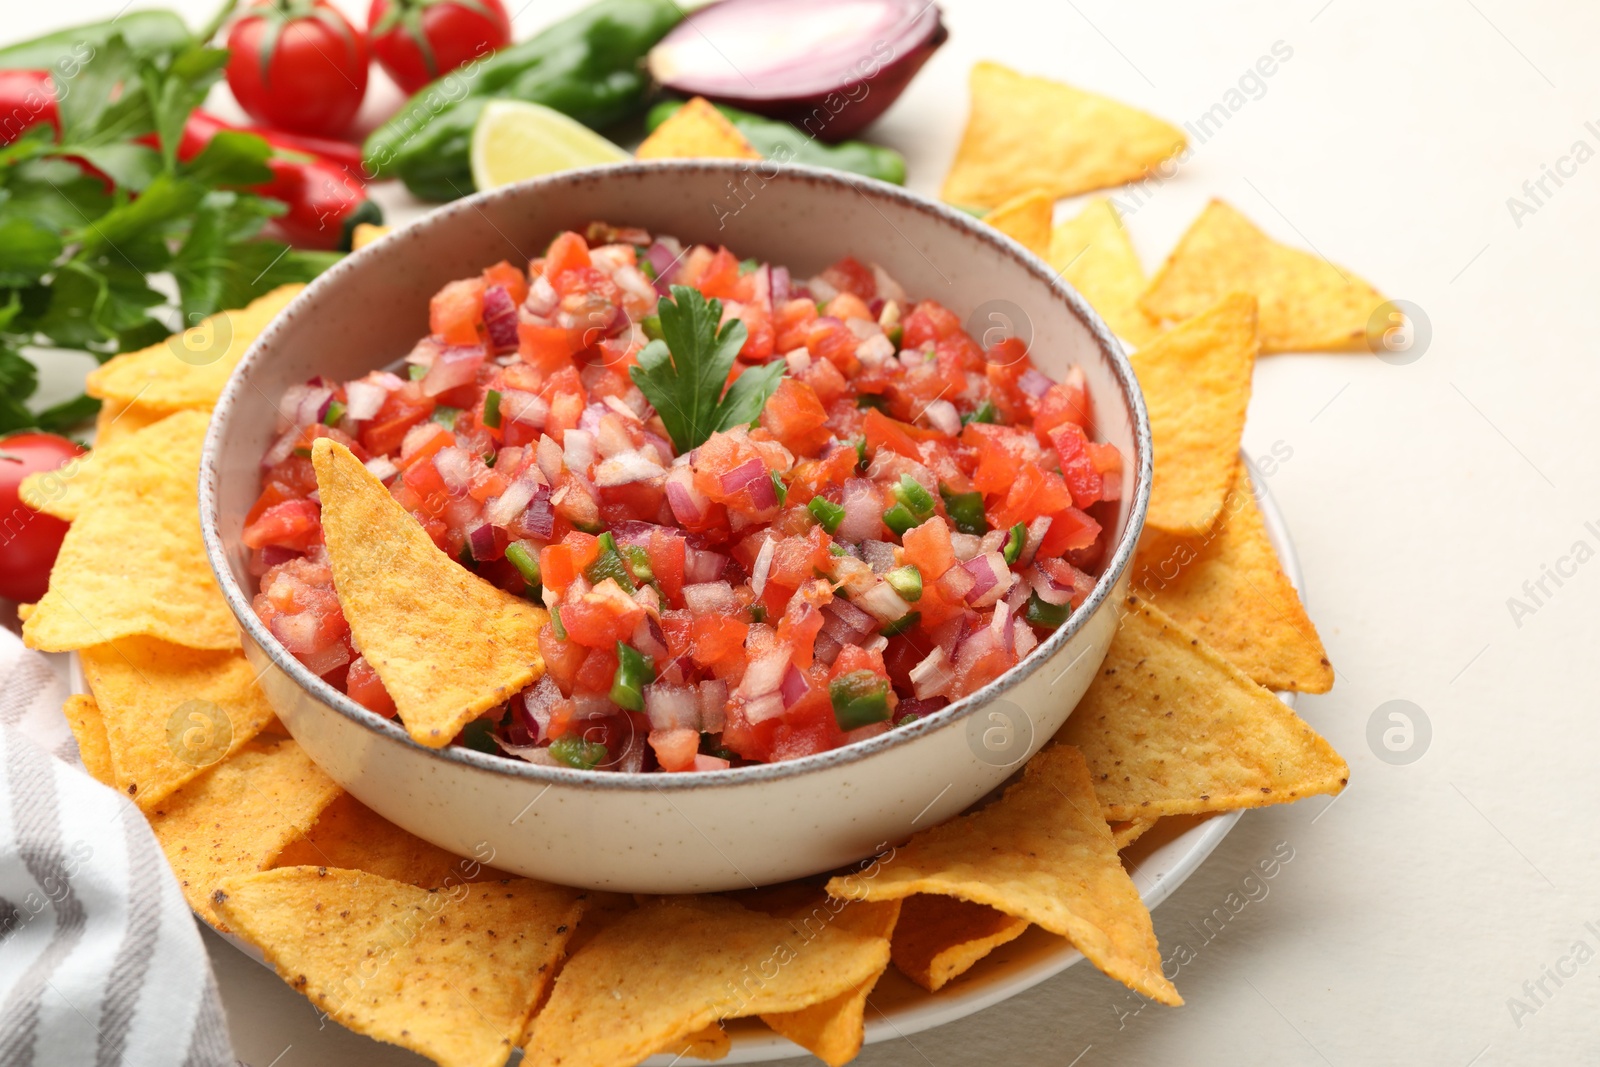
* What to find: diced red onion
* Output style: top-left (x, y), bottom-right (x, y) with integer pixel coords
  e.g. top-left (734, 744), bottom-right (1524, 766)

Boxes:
top-left (571, 693), bottom-right (614, 719)
top-left (771, 266), bottom-right (791, 305)
top-left (698, 679), bottom-right (728, 732)
top-left (1031, 559), bottom-right (1077, 607)
top-left (646, 239), bottom-right (685, 294)
top-left (780, 665), bottom-right (809, 708)
top-left (277, 383), bottom-right (333, 430)
top-left (948, 532), bottom-right (984, 562)
top-left (520, 487), bottom-right (555, 539)
top-left (683, 547), bottom-right (728, 584)
top-left (853, 581), bottom-right (912, 623)
top-left (1020, 516), bottom-right (1051, 567)
top-left (433, 446), bottom-right (474, 494)
top-left (683, 581), bottom-right (738, 615)
top-left (909, 647), bottom-right (953, 700)
top-left (344, 379), bottom-right (387, 421)
top-left (563, 428), bottom-right (596, 474)
top-left (750, 536), bottom-right (775, 597)
top-left (860, 540), bottom-right (897, 574)
top-left (826, 597), bottom-right (876, 634)
top-left (482, 285), bottom-right (519, 351)
top-left (643, 431), bottom-right (675, 465)
top-left (963, 552), bottom-right (1013, 608)
top-left (467, 522), bottom-right (498, 561)
top-left (812, 631), bottom-right (843, 667)
top-left (1017, 368), bottom-right (1053, 398)
top-left (692, 753), bottom-right (731, 771)
top-left (936, 563), bottom-right (975, 602)
top-left (500, 389), bottom-right (548, 427)
top-left (666, 466), bottom-right (710, 525)
top-left (524, 274), bottom-right (559, 316)
top-left (520, 678), bottom-right (561, 743)
top-left (594, 449), bottom-right (666, 487)
top-left (421, 345), bottom-right (485, 397)
top-left (872, 265), bottom-right (907, 305)
top-left (990, 600), bottom-right (1013, 652)
top-left (1013, 618), bottom-right (1038, 657)
top-left (486, 479), bottom-right (536, 527)
top-left (807, 275), bottom-right (840, 304)
top-left (921, 399), bottom-right (960, 436)
top-left (645, 684), bottom-right (701, 731)
top-left (895, 695), bottom-right (947, 722)
top-left (837, 478), bottom-right (883, 543)
top-left (300, 639), bottom-right (351, 678)
top-left (536, 434), bottom-right (564, 483)
top-left (261, 426), bottom-right (301, 469)
top-left (720, 458), bottom-right (776, 509)
top-left (737, 649), bottom-right (791, 698)
top-left (743, 692), bottom-right (786, 724)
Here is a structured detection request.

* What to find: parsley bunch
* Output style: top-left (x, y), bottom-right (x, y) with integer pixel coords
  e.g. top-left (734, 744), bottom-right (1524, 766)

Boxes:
top-left (0, 35), bottom-right (337, 433)
top-left (629, 285), bottom-right (786, 454)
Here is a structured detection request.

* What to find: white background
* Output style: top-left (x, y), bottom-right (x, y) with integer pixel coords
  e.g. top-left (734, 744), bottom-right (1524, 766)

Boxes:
top-left (13, 0), bottom-right (1600, 1064)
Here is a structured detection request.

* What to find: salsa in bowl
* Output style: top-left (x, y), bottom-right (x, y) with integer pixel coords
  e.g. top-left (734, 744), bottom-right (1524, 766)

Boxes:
top-left (201, 161), bottom-right (1150, 891)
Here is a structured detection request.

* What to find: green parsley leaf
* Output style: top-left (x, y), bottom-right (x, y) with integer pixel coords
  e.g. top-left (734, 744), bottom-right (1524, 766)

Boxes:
top-left (629, 285), bottom-right (785, 454)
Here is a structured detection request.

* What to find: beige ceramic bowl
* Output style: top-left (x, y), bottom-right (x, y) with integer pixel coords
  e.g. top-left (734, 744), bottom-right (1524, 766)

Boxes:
top-left (199, 161), bottom-right (1151, 893)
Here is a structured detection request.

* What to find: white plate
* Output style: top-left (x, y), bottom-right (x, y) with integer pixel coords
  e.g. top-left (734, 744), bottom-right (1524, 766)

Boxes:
top-left (69, 455), bottom-right (1301, 1062)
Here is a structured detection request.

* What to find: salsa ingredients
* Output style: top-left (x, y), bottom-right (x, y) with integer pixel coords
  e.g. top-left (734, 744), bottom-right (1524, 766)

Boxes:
top-left (368, 0), bottom-right (512, 94)
top-left (0, 432), bottom-right (83, 602)
top-left (225, 0), bottom-right (370, 137)
top-left (468, 99), bottom-right (630, 191)
top-left (363, 0), bottom-right (683, 201)
top-left (646, 0), bottom-right (947, 142)
top-left (0, 9), bottom-right (192, 69)
top-left (645, 99), bottom-right (907, 184)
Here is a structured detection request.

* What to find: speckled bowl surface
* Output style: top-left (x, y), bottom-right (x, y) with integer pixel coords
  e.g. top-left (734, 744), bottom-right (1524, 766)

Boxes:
top-left (199, 161), bottom-right (1151, 893)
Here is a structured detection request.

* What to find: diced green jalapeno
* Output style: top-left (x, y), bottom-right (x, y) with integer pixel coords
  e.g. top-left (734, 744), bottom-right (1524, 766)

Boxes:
top-left (892, 475), bottom-right (935, 519)
top-left (886, 565), bottom-right (923, 601)
top-left (408, 363), bottom-right (428, 381)
top-left (940, 485), bottom-right (990, 535)
top-left (585, 532), bottom-right (638, 592)
top-left (483, 389), bottom-right (503, 428)
top-left (550, 604), bottom-right (568, 640)
top-left (853, 437), bottom-right (868, 470)
top-left (808, 496), bottom-right (846, 533)
top-left (830, 670), bottom-right (891, 730)
top-left (1003, 522), bottom-right (1027, 565)
top-left (549, 736), bottom-right (607, 770)
top-left (610, 641), bottom-right (656, 712)
top-left (459, 719), bottom-right (498, 754)
top-left (883, 503), bottom-right (920, 537)
top-left (771, 470), bottom-right (788, 506)
top-left (887, 325), bottom-right (903, 348)
top-left (962, 400), bottom-right (999, 426)
top-left (432, 405), bottom-right (460, 430)
top-left (1024, 592), bottom-right (1071, 629)
top-left (622, 544), bottom-right (654, 583)
top-left (879, 610), bottom-right (921, 637)
top-left (323, 400), bottom-right (346, 426)
top-left (505, 541), bottom-right (542, 595)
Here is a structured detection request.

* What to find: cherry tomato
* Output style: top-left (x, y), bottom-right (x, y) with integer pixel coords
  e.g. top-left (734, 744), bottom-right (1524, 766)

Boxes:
top-left (226, 0), bottom-right (370, 138)
top-left (367, 0), bottom-right (511, 94)
top-left (0, 433), bottom-right (86, 604)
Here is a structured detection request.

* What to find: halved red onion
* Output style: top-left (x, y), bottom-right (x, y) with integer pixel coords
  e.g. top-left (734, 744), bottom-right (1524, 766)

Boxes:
top-left (666, 466), bottom-right (710, 525)
top-left (698, 679), bottom-right (729, 732)
top-left (1017, 368), bottom-right (1053, 398)
top-left (482, 285), bottom-right (519, 351)
top-left (421, 345), bottom-right (485, 397)
top-left (683, 581), bottom-right (738, 615)
top-left (344, 379), bottom-right (387, 421)
top-left (720, 458), bottom-right (777, 509)
top-left (645, 683), bottom-right (701, 732)
top-left (646, 0), bottom-right (948, 141)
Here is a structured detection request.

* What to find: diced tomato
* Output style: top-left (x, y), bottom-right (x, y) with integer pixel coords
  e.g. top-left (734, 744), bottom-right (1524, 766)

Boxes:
top-left (1034, 367), bottom-right (1094, 439)
top-left (820, 256), bottom-right (876, 301)
top-left (696, 247), bottom-right (743, 299)
top-left (481, 260), bottom-right (528, 305)
top-left (901, 519), bottom-right (955, 579)
top-left (360, 384), bottom-right (436, 457)
top-left (646, 530), bottom-right (686, 602)
top-left (774, 298), bottom-right (818, 353)
top-left (544, 231), bottom-right (591, 280)
top-left (690, 614), bottom-right (748, 668)
top-left (346, 656), bottom-right (396, 717)
top-left (863, 408), bottom-right (949, 461)
top-left (650, 727), bottom-right (701, 772)
top-left (539, 624), bottom-right (586, 692)
top-left (720, 703), bottom-right (779, 762)
top-left (798, 350), bottom-right (849, 404)
top-left (776, 584), bottom-right (828, 669)
top-left (1038, 506), bottom-right (1102, 557)
top-left (824, 291), bottom-right (872, 322)
top-left (760, 378), bottom-right (831, 456)
top-left (245, 481), bottom-right (301, 527)
top-left (430, 278), bottom-right (485, 345)
top-left (901, 300), bottom-right (962, 350)
top-left (830, 642), bottom-right (886, 681)
top-left (805, 316), bottom-right (860, 375)
top-left (560, 578), bottom-right (644, 648)
top-left (572, 642), bottom-right (620, 694)
top-left (241, 499), bottom-right (322, 552)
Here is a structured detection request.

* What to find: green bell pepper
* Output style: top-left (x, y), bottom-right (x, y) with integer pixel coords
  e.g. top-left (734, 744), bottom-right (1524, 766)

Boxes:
top-left (645, 99), bottom-right (907, 185)
top-left (364, 0), bottom-right (683, 201)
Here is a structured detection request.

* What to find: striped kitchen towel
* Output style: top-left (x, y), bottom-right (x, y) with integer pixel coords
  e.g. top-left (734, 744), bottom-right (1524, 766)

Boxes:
top-left (0, 626), bottom-right (236, 1066)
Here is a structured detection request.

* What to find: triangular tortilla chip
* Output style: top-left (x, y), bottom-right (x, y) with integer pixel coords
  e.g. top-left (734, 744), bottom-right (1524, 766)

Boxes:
top-left (98, 396), bottom-right (183, 447)
top-left (941, 62), bottom-right (1186, 210)
top-left (21, 404), bottom-right (213, 522)
top-left (1130, 292), bottom-right (1258, 536)
top-left (524, 896), bottom-right (890, 1067)
top-left (827, 745), bottom-right (1180, 1006)
top-left (636, 96), bottom-right (761, 161)
top-left (1133, 462), bottom-right (1333, 692)
top-left (213, 867), bottom-right (585, 1067)
top-left (1050, 198), bottom-right (1160, 346)
top-left (148, 737), bottom-right (343, 928)
top-left (1110, 818), bottom-right (1159, 851)
top-left (62, 694), bottom-right (115, 786)
top-left (889, 895), bottom-right (1029, 993)
top-left (1057, 596), bottom-right (1347, 820)
top-left (1140, 200), bottom-right (1385, 352)
top-left (85, 285), bottom-right (302, 411)
top-left (761, 898), bottom-right (901, 1066)
top-left (655, 1023), bottom-right (730, 1061)
top-left (23, 410), bottom-right (240, 652)
top-left (80, 637), bottom-right (278, 811)
top-left (273, 792), bottom-right (509, 888)
top-left (311, 438), bottom-right (547, 747)
top-left (350, 222), bottom-right (391, 250)
top-left (983, 189), bottom-right (1054, 258)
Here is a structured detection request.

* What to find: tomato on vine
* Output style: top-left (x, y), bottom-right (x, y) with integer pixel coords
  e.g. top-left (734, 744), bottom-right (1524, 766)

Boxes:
top-left (367, 0), bottom-right (512, 95)
top-left (226, 0), bottom-right (370, 138)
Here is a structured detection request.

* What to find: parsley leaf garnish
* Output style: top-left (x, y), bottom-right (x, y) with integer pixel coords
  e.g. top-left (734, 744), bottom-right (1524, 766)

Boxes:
top-left (630, 285), bottom-right (785, 454)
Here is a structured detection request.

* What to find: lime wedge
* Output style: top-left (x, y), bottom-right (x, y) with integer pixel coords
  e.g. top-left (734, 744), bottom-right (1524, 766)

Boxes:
top-left (470, 100), bottom-right (631, 191)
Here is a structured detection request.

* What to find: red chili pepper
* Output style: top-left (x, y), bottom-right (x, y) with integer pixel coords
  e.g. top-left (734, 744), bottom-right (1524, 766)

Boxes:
top-left (0, 69), bottom-right (58, 143)
top-left (187, 109), bottom-right (369, 179)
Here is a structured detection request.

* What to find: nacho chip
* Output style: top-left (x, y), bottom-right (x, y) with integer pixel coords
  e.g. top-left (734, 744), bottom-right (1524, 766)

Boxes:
top-left (1130, 292), bottom-right (1258, 536)
top-left (22, 404), bottom-right (215, 522)
top-left (761, 898), bottom-right (901, 1067)
top-left (85, 285), bottom-right (302, 411)
top-left (62, 694), bottom-right (115, 786)
top-left (524, 896), bottom-right (890, 1067)
top-left (655, 1024), bottom-right (730, 1061)
top-left (1110, 818), bottom-right (1159, 851)
top-left (941, 62), bottom-right (1186, 210)
top-left (148, 737), bottom-right (342, 927)
top-left (1134, 462), bottom-right (1333, 692)
top-left (350, 222), bottom-right (391, 250)
top-left (889, 895), bottom-right (1029, 993)
top-left (1050, 198), bottom-right (1160, 347)
top-left (827, 746), bottom-right (1179, 1006)
top-left (1140, 200), bottom-right (1385, 353)
top-left (22, 410), bottom-right (240, 652)
top-left (636, 96), bottom-right (761, 161)
top-left (1057, 596), bottom-right (1347, 820)
top-left (80, 637), bottom-right (278, 811)
top-left (312, 439), bottom-right (547, 747)
top-left (983, 189), bottom-right (1054, 258)
top-left (214, 867), bottom-right (584, 1067)
top-left (273, 792), bottom-right (508, 888)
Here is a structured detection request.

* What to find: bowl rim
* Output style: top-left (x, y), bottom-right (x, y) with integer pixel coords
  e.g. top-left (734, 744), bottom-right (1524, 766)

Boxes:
top-left (199, 158), bottom-right (1152, 794)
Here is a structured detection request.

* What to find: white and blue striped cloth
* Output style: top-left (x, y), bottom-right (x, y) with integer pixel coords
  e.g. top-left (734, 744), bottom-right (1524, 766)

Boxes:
top-left (0, 627), bottom-right (236, 1067)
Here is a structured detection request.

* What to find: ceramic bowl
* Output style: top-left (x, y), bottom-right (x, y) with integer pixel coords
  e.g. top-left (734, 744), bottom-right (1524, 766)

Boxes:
top-left (199, 161), bottom-right (1151, 894)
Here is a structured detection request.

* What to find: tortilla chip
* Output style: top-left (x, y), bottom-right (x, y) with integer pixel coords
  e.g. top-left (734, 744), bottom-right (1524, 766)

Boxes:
top-left (62, 694), bottom-right (115, 786)
top-left (889, 895), bottom-right (1029, 993)
top-left (97, 396), bottom-right (187, 448)
top-left (1134, 462), bottom-right (1333, 692)
top-left (1050, 198), bottom-right (1160, 347)
top-left (148, 737), bottom-right (343, 928)
top-left (1130, 292), bottom-right (1258, 536)
top-left (941, 62), bottom-right (1186, 210)
top-left (80, 637), bottom-right (278, 811)
top-left (1058, 596), bottom-right (1347, 820)
top-left (273, 792), bottom-right (509, 888)
top-left (983, 190), bottom-right (1054, 258)
top-left (21, 405), bottom-right (215, 522)
top-left (524, 896), bottom-right (890, 1067)
top-left (827, 746), bottom-right (1180, 1006)
top-left (85, 285), bottom-right (302, 411)
top-left (350, 222), bottom-right (391, 250)
top-left (655, 1024), bottom-right (730, 1061)
top-left (1140, 200), bottom-right (1384, 353)
top-left (312, 439), bottom-right (547, 747)
top-left (214, 867), bottom-right (584, 1067)
top-left (761, 898), bottom-right (901, 1067)
top-left (636, 97), bottom-right (761, 161)
top-left (22, 410), bottom-right (241, 652)
top-left (1110, 818), bottom-right (1159, 851)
